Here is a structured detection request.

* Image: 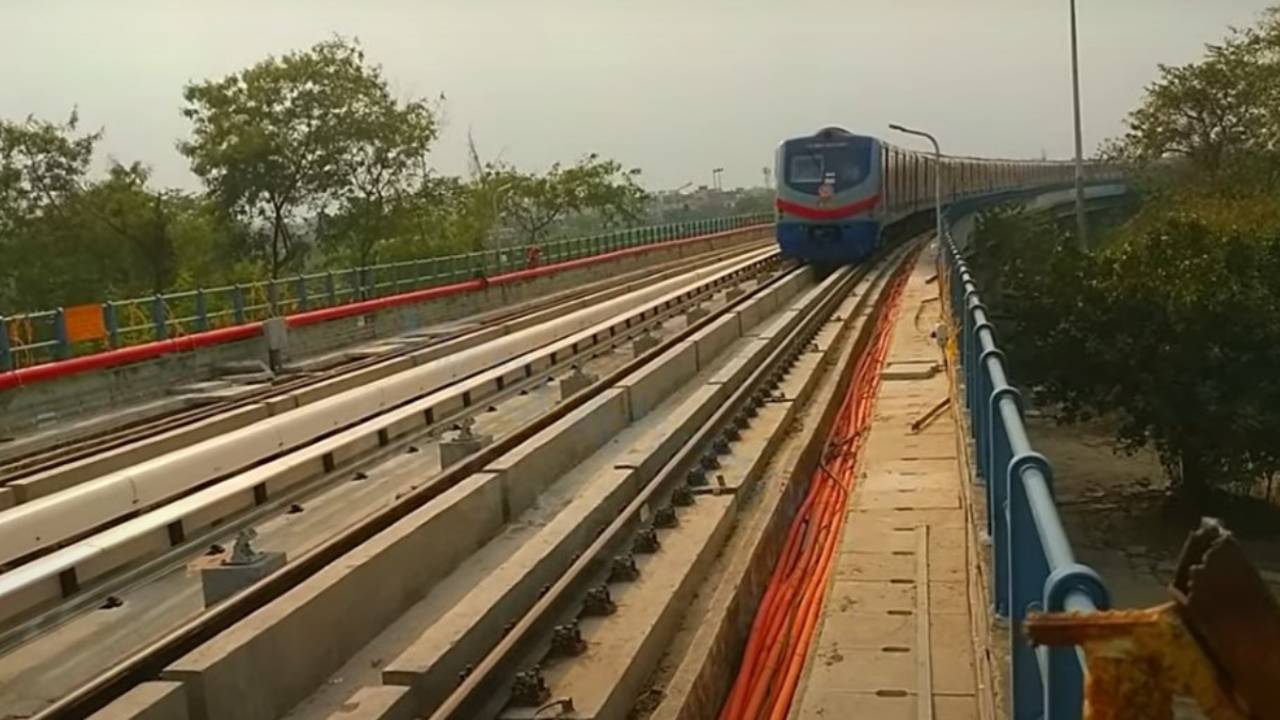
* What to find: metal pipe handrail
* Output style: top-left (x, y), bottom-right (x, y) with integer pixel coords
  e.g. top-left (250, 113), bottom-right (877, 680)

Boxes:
top-left (939, 223), bottom-right (1109, 720)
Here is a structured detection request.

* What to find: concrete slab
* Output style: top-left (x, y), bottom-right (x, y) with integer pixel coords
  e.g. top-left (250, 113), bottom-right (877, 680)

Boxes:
top-left (323, 686), bottom-right (416, 720)
top-left (615, 342), bottom-right (697, 421)
top-left (88, 681), bottom-right (188, 720)
top-left (686, 314), bottom-right (741, 370)
top-left (503, 495), bottom-right (737, 720)
top-left (0, 487), bottom-right (14, 511)
top-left (483, 390), bottom-right (630, 521)
top-left (161, 471), bottom-right (506, 720)
top-left (611, 385), bottom-right (727, 481)
top-left (794, 249), bottom-right (981, 719)
top-left (381, 467), bottom-right (643, 711)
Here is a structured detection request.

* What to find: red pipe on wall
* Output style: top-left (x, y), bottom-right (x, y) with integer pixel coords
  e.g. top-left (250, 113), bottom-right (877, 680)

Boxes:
top-left (0, 224), bottom-right (770, 392)
top-left (0, 323), bottom-right (264, 391)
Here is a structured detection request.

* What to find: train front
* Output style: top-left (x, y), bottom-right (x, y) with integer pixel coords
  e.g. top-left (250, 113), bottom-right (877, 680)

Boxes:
top-left (774, 129), bottom-right (881, 265)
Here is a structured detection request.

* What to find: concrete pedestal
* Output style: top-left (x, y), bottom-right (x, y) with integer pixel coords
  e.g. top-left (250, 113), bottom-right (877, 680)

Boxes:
top-left (632, 332), bottom-right (660, 356)
top-left (559, 369), bottom-right (598, 400)
top-left (439, 434), bottom-right (492, 467)
top-left (201, 551), bottom-right (287, 607)
top-left (725, 286), bottom-right (745, 301)
top-left (684, 305), bottom-right (709, 326)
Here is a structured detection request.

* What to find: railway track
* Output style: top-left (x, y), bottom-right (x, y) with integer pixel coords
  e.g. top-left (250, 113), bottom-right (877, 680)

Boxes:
top-left (1, 243), bottom-right (785, 718)
top-left (429, 241), bottom-right (918, 720)
top-left (0, 237), bottom-right (770, 495)
top-left (6, 232), bottom-right (924, 720)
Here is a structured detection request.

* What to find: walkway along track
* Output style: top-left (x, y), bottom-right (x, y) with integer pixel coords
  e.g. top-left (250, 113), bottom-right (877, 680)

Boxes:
top-left (428, 241), bottom-right (921, 720)
top-left (30, 246), bottom-right (796, 719)
top-left (0, 235), bottom-right (771, 498)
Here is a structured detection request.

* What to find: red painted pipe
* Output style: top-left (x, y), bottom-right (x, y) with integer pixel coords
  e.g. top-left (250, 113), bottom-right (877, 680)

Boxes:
top-left (285, 279), bottom-right (485, 328)
top-left (0, 323), bottom-right (264, 391)
top-left (0, 224), bottom-right (770, 391)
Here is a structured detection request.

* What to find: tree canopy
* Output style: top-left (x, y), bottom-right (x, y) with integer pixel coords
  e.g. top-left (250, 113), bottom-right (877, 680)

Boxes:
top-left (980, 198), bottom-right (1280, 501)
top-left (1110, 8), bottom-right (1280, 177)
top-left (0, 36), bottom-right (661, 316)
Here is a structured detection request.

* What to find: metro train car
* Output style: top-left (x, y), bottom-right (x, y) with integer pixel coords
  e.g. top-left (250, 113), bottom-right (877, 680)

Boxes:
top-left (774, 126), bottom-right (1115, 264)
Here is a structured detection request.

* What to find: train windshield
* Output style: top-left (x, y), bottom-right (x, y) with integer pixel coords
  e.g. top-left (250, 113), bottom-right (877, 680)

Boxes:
top-left (783, 137), bottom-right (872, 194)
top-left (790, 154), bottom-right (824, 183)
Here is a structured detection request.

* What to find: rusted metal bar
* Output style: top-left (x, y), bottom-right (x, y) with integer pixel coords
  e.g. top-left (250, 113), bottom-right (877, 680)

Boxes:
top-left (1026, 518), bottom-right (1280, 719)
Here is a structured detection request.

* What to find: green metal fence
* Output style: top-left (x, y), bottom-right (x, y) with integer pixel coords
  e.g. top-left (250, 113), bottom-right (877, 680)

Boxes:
top-left (1, 213), bottom-right (773, 371)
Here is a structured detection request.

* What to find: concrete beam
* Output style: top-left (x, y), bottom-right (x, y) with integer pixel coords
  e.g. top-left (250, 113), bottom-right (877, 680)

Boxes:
top-left (380, 467), bottom-right (642, 712)
top-left (484, 390), bottom-right (630, 521)
top-left (323, 686), bottom-right (416, 720)
top-left (160, 472), bottom-right (506, 720)
top-left (686, 314), bottom-right (741, 371)
top-left (87, 681), bottom-right (188, 720)
top-left (615, 343), bottom-right (697, 421)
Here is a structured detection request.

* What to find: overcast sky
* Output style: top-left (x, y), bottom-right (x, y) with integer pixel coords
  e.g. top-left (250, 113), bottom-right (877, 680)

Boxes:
top-left (2, 1), bottom-right (1274, 191)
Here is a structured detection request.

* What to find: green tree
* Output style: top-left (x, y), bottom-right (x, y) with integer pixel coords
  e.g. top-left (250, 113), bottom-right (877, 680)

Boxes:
top-left (980, 199), bottom-right (1280, 503)
top-left (181, 37), bottom-right (439, 277)
top-left (0, 112), bottom-right (100, 309)
top-left (79, 162), bottom-right (179, 294)
top-left (490, 153), bottom-right (648, 246)
top-left (1113, 7), bottom-right (1280, 175)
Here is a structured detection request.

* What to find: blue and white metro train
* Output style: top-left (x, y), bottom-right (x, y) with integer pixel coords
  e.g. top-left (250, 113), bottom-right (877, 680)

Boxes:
top-left (773, 126), bottom-right (1118, 264)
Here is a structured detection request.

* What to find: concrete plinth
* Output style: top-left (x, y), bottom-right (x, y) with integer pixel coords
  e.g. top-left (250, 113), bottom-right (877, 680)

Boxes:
top-left (559, 369), bottom-right (598, 401)
top-left (201, 551), bottom-right (287, 608)
top-left (725, 286), bottom-right (745, 301)
top-left (684, 305), bottom-right (709, 326)
top-left (439, 434), bottom-right (492, 468)
top-left (632, 332), bottom-right (660, 356)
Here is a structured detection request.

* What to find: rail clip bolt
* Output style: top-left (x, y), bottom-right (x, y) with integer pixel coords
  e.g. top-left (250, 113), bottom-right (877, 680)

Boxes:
top-left (700, 453), bottom-right (721, 471)
top-left (582, 585), bottom-right (617, 616)
top-left (633, 527), bottom-right (661, 554)
top-left (733, 412), bottom-right (750, 429)
top-left (672, 486), bottom-right (695, 507)
top-left (687, 466), bottom-right (708, 487)
top-left (510, 667), bottom-right (551, 707)
top-left (654, 505), bottom-right (679, 528)
top-left (550, 622), bottom-right (587, 656)
top-left (610, 554), bottom-right (640, 582)
top-left (714, 435), bottom-right (732, 454)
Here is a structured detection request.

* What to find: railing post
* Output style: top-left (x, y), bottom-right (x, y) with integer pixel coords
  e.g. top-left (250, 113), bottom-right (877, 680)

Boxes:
top-left (102, 303), bottom-right (120, 348)
top-left (232, 285), bottom-right (246, 324)
top-left (0, 315), bottom-right (11, 371)
top-left (989, 382), bottom-right (1020, 618)
top-left (1007, 455), bottom-right (1054, 720)
top-left (151, 295), bottom-right (167, 341)
top-left (1043, 566), bottom-right (1110, 719)
top-left (296, 274), bottom-right (308, 311)
top-left (325, 271), bottom-right (337, 307)
top-left (194, 289), bottom-right (209, 331)
top-left (54, 307), bottom-right (70, 359)
top-left (350, 268), bottom-right (362, 301)
top-left (267, 280), bottom-right (279, 316)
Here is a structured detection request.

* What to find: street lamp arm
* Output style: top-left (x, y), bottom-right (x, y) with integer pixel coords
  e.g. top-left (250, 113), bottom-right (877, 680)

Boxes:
top-left (890, 123), bottom-right (944, 242)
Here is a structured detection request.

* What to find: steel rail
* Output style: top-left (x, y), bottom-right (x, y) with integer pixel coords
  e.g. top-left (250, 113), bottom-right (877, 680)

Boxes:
top-left (430, 239), bottom-right (922, 719)
top-left (0, 239), bottom-right (771, 486)
top-left (34, 249), bottom-right (792, 720)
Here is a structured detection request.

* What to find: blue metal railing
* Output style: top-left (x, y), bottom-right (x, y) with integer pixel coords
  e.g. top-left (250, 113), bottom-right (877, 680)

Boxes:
top-left (940, 226), bottom-right (1111, 719)
top-left (0, 213), bottom-right (771, 371)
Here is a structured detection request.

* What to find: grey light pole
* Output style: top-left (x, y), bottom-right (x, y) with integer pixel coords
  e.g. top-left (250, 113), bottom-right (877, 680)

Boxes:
top-left (1070, 0), bottom-right (1088, 249)
top-left (890, 123), bottom-right (943, 243)
top-left (712, 167), bottom-right (725, 191)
